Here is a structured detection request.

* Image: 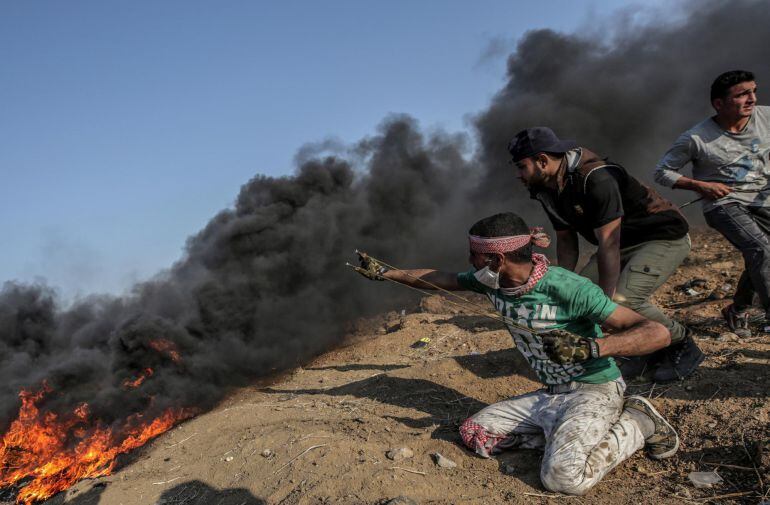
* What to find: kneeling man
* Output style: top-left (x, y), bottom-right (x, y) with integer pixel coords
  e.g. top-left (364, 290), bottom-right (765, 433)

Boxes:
top-left (355, 212), bottom-right (678, 496)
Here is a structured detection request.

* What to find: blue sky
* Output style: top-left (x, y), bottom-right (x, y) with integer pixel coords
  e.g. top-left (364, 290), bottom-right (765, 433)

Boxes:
top-left (1, 1), bottom-right (659, 301)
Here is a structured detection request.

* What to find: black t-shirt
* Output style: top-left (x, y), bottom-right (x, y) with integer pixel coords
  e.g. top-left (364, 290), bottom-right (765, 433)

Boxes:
top-left (536, 163), bottom-right (688, 248)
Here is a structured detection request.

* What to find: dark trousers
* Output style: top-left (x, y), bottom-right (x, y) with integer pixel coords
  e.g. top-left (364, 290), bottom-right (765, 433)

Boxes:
top-left (704, 203), bottom-right (770, 316)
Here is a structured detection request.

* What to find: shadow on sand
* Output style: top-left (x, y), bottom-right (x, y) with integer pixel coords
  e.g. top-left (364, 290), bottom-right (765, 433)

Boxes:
top-left (41, 480), bottom-right (266, 505)
top-left (263, 374), bottom-right (486, 441)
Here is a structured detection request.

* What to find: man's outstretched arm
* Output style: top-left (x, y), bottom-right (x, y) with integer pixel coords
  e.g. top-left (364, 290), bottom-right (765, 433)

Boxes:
top-left (353, 253), bottom-right (463, 290)
top-left (381, 269), bottom-right (462, 291)
top-left (597, 305), bottom-right (670, 357)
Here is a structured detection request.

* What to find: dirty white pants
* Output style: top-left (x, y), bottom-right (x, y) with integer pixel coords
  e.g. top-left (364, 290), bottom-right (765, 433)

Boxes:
top-left (461, 379), bottom-right (645, 496)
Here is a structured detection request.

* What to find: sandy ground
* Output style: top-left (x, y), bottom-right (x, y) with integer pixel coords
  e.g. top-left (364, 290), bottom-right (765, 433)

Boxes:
top-left (22, 230), bottom-right (770, 505)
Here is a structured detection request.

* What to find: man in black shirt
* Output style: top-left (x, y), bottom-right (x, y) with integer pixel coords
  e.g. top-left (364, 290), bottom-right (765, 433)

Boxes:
top-left (508, 127), bottom-right (704, 382)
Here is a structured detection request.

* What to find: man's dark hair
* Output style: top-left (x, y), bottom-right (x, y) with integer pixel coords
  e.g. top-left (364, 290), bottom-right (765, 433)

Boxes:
top-left (469, 212), bottom-right (532, 262)
top-left (710, 70), bottom-right (755, 102)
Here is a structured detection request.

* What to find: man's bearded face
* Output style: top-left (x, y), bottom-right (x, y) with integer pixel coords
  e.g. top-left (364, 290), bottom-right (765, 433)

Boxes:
top-left (514, 156), bottom-right (546, 190)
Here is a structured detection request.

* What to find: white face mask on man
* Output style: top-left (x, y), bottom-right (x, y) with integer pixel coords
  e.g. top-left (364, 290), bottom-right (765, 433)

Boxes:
top-left (473, 264), bottom-right (500, 289)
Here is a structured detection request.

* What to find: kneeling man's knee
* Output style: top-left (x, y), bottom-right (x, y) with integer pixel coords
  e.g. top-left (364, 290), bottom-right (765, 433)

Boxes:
top-left (540, 462), bottom-right (591, 496)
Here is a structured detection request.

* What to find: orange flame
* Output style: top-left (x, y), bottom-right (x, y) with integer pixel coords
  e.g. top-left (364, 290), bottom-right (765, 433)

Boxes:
top-left (0, 384), bottom-right (193, 504)
top-left (122, 368), bottom-right (154, 389)
top-left (147, 339), bottom-right (182, 363)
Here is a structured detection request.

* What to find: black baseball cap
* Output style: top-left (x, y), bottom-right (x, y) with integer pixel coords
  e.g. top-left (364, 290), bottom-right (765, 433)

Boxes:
top-left (507, 127), bottom-right (577, 163)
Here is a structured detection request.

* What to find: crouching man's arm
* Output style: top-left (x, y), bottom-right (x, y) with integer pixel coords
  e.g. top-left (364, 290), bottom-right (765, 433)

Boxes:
top-left (555, 229), bottom-right (579, 271)
top-left (353, 252), bottom-right (462, 291)
top-left (597, 306), bottom-right (670, 357)
top-left (381, 269), bottom-right (462, 291)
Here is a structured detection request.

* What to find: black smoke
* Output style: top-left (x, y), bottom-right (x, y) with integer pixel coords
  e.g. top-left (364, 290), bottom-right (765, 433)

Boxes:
top-left (1, 0), bottom-right (768, 450)
top-left (0, 116), bottom-right (478, 431)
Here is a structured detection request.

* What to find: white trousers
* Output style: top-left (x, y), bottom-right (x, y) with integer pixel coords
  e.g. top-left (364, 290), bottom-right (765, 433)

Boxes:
top-left (462, 379), bottom-right (645, 495)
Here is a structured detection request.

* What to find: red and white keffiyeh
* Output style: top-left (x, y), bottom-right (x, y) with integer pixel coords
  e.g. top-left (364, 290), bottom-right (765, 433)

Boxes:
top-left (468, 227), bottom-right (551, 254)
top-left (499, 253), bottom-right (549, 297)
top-left (459, 418), bottom-right (508, 458)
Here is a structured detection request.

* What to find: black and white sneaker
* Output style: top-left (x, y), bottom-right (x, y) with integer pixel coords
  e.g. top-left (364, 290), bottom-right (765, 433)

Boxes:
top-left (624, 396), bottom-right (680, 460)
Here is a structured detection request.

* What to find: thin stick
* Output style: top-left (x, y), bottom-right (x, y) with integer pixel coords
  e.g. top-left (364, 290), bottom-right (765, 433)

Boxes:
top-left (299, 434), bottom-right (334, 441)
top-left (648, 382), bottom-right (656, 399)
top-left (638, 469), bottom-right (670, 476)
top-left (152, 476), bottom-right (183, 485)
top-left (522, 492), bottom-right (578, 499)
top-left (273, 444), bottom-right (328, 474)
top-left (698, 491), bottom-right (755, 502)
top-left (679, 197), bottom-right (703, 209)
top-left (740, 430), bottom-right (765, 491)
top-left (667, 494), bottom-right (701, 505)
top-left (702, 461), bottom-right (755, 471)
top-left (389, 466), bottom-right (426, 476)
top-left (166, 433), bottom-right (197, 448)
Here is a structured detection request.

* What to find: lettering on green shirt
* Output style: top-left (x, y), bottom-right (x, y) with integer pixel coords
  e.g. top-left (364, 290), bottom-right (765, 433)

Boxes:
top-left (456, 266), bottom-right (621, 385)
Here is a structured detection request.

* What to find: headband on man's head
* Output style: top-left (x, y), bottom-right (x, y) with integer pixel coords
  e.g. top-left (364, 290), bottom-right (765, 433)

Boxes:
top-left (469, 227), bottom-right (551, 254)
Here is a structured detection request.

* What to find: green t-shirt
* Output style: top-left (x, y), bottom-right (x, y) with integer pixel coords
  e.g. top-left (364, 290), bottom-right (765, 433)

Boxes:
top-left (457, 266), bottom-right (621, 385)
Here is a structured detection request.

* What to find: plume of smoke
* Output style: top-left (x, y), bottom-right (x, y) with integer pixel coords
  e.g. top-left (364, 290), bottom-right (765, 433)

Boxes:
top-left (1, 0), bottom-right (769, 442)
top-left (0, 116), bottom-right (478, 430)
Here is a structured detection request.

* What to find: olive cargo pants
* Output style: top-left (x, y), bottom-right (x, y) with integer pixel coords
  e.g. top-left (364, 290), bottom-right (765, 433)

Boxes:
top-left (579, 235), bottom-right (691, 344)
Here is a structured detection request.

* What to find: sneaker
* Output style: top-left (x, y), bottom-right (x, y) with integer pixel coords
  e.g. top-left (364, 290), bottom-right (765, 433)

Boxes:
top-left (721, 304), bottom-right (751, 337)
top-left (624, 396), bottom-right (680, 459)
top-left (652, 335), bottom-right (705, 382)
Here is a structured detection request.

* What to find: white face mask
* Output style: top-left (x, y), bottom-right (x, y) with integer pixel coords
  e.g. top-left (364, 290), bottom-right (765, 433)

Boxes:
top-left (473, 265), bottom-right (500, 289)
